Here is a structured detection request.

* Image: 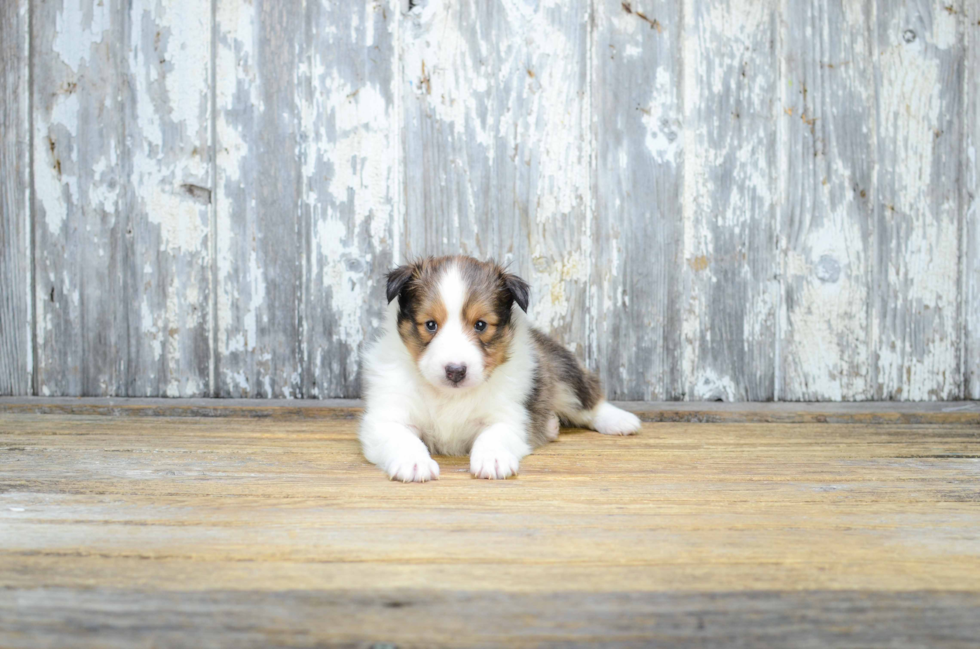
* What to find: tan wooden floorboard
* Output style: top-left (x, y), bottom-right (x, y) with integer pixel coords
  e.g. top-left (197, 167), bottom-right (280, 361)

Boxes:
top-left (1, 412), bottom-right (979, 647)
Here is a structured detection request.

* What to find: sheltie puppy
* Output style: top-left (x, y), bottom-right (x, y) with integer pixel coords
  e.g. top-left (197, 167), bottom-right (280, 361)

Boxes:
top-left (359, 255), bottom-right (641, 481)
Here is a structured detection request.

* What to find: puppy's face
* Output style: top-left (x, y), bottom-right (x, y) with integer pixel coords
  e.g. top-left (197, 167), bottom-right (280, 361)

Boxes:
top-left (386, 256), bottom-right (530, 392)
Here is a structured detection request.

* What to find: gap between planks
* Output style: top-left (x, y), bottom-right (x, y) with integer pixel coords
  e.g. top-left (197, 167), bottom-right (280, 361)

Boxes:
top-left (0, 397), bottom-right (978, 424)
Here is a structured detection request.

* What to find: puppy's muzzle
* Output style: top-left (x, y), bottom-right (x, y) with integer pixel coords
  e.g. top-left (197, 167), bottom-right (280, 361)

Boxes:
top-left (444, 364), bottom-right (467, 386)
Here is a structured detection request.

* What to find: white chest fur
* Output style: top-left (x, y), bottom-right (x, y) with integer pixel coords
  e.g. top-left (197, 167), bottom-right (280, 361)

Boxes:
top-left (361, 303), bottom-right (536, 456)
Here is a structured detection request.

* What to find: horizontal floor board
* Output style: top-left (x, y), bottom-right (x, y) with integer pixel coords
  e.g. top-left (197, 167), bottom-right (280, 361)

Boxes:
top-left (1, 412), bottom-right (979, 646)
top-left (1, 398), bottom-right (979, 424)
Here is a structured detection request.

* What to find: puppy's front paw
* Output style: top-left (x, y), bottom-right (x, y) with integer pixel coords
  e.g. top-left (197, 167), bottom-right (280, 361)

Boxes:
top-left (470, 445), bottom-right (520, 480)
top-left (593, 402), bottom-right (641, 436)
top-left (385, 452), bottom-right (440, 483)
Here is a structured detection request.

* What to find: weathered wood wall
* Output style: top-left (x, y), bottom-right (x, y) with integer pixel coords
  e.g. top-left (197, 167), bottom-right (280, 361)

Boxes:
top-left (0, 0), bottom-right (32, 396)
top-left (0, 0), bottom-right (976, 401)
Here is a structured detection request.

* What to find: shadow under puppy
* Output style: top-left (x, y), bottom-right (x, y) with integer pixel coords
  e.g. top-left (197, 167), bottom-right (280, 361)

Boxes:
top-left (359, 255), bottom-right (641, 481)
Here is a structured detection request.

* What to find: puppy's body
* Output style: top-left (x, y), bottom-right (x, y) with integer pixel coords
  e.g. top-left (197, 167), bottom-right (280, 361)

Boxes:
top-left (360, 256), bottom-right (640, 481)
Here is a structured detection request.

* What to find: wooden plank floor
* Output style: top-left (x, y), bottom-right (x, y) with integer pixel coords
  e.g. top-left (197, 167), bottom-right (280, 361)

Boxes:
top-left (1, 409), bottom-right (979, 647)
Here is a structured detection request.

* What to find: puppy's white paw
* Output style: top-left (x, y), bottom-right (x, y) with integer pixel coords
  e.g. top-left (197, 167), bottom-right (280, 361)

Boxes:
top-left (592, 402), bottom-right (641, 436)
top-left (385, 452), bottom-right (440, 483)
top-left (545, 415), bottom-right (561, 441)
top-left (470, 445), bottom-right (520, 480)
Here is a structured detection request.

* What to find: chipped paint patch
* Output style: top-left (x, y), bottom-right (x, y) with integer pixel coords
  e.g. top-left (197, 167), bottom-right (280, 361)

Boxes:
top-left (641, 67), bottom-right (680, 164)
top-left (681, 0), bottom-right (778, 400)
top-left (52, 0), bottom-right (109, 73)
top-left (529, 245), bottom-right (592, 336)
top-left (873, 5), bottom-right (962, 400)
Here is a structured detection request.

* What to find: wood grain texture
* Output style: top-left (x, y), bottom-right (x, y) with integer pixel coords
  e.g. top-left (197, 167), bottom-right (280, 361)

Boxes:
top-left (214, 0), bottom-right (304, 398)
top-left (1, 412), bottom-right (980, 645)
top-left (3, 589), bottom-right (979, 648)
top-left (31, 0), bottom-right (212, 397)
top-left (874, 0), bottom-right (964, 400)
top-left (592, 0), bottom-right (683, 400)
top-left (7, 0), bottom-right (979, 401)
top-left (965, 1), bottom-right (979, 399)
top-left (215, 0), bottom-right (397, 399)
top-left (2, 396), bottom-right (979, 423)
top-left (491, 0), bottom-right (592, 354)
top-left (0, 0), bottom-right (32, 396)
top-left (778, 0), bottom-right (875, 401)
top-left (401, 0), bottom-right (592, 356)
top-left (401, 0), bottom-right (496, 259)
top-left (680, 0), bottom-right (780, 401)
top-left (300, 0), bottom-right (398, 398)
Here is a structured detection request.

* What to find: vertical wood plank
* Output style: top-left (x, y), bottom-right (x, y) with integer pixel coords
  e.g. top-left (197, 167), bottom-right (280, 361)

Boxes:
top-left (400, 0), bottom-right (496, 259)
top-left (214, 0), bottom-right (304, 397)
top-left (680, 0), bottom-right (780, 401)
top-left (491, 0), bottom-right (592, 358)
top-left (401, 0), bottom-right (592, 361)
top-left (0, 0), bottom-right (32, 395)
top-left (216, 0), bottom-right (398, 398)
top-left (32, 0), bottom-right (212, 396)
top-left (964, 2), bottom-right (979, 399)
top-left (778, 0), bottom-right (875, 401)
top-left (301, 0), bottom-right (398, 398)
top-left (874, 0), bottom-right (963, 399)
top-left (592, 0), bottom-right (683, 400)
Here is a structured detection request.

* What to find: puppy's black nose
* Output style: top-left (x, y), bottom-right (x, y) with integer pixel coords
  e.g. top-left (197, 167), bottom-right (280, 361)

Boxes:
top-left (445, 364), bottom-right (467, 385)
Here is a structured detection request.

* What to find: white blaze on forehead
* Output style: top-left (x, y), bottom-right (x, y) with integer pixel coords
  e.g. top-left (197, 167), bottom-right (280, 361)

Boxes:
top-left (437, 263), bottom-right (467, 322)
top-left (416, 261), bottom-right (486, 391)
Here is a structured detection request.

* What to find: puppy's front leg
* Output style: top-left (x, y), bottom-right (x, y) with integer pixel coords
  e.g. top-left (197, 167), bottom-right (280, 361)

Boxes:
top-left (360, 417), bottom-right (439, 483)
top-left (470, 422), bottom-right (531, 480)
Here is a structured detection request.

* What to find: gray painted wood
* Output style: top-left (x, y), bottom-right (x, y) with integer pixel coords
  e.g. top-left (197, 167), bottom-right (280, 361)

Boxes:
top-left (400, 0), bottom-right (496, 260)
top-left (491, 0), bottom-right (592, 357)
top-left (679, 0), bottom-right (780, 401)
top-left (778, 0), bottom-right (875, 401)
top-left (214, 0), bottom-right (397, 399)
top-left (31, 0), bottom-right (212, 397)
top-left (965, 1), bottom-right (979, 400)
top-left (301, 1), bottom-right (398, 399)
top-left (874, 0), bottom-right (964, 400)
top-left (3, 0), bottom-right (978, 401)
top-left (0, 0), bottom-right (32, 395)
top-left (401, 0), bottom-right (592, 357)
top-left (214, 0), bottom-right (305, 398)
top-left (592, 0), bottom-right (683, 400)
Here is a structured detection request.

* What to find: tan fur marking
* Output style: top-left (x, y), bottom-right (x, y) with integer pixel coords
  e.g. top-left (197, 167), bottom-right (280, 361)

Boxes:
top-left (396, 265), bottom-right (449, 361)
top-left (461, 279), bottom-right (512, 375)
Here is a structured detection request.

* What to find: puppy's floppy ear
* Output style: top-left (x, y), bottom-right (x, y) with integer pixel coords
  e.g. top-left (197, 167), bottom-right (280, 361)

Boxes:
top-left (502, 273), bottom-right (530, 313)
top-left (386, 264), bottom-right (415, 304)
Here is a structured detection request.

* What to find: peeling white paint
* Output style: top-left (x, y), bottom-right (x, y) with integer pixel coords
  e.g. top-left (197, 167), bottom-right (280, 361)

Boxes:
top-left (52, 0), bottom-right (108, 73)
top-left (34, 92), bottom-right (80, 236)
top-left (313, 218), bottom-right (368, 346)
top-left (873, 5), bottom-right (961, 399)
top-left (642, 67), bottom-right (680, 164)
top-left (692, 369), bottom-right (737, 401)
top-left (17, 0), bottom-right (972, 402)
top-left (528, 244), bottom-right (591, 336)
top-left (878, 48), bottom-right (942, 212)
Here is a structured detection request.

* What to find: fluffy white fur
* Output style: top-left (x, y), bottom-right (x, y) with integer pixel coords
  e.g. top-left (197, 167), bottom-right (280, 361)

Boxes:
top-left (360, 264), bottom-right (640, 482)
top-left (360, 304), bottom-right (534, 481)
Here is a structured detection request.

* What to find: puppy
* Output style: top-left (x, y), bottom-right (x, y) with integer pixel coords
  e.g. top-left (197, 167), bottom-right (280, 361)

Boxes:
top-left (359, 255), bottom-right (641, 481)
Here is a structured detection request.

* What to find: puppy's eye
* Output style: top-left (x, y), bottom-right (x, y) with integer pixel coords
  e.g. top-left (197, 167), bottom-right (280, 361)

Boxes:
top-left (474, 320), bottom-right (487, 332)
top-left (424, 320), bottom-right (438, 333)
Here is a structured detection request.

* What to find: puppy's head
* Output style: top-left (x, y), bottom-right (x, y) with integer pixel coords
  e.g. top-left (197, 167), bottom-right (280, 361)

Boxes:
top-left (386, 256), bottom-right (529, 392)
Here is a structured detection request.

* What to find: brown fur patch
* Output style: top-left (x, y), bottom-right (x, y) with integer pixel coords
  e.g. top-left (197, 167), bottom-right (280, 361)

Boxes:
top-left (389, 256), bottom-right (521, 376)
top-left (386, 255), bottom-right (608, 448)
top-left (394, 261), bottom-right (450, 361)
top-left (524, 329), bottom-right (605, 448)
